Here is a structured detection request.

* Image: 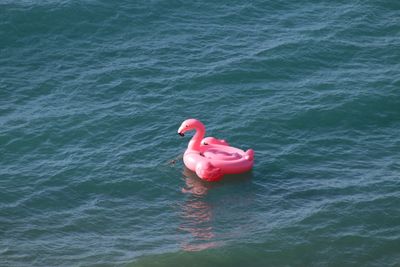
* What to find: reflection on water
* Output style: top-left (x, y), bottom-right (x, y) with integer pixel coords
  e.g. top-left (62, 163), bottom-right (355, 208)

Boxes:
top-left (179, 167), bottom-right (219, 251)
top-left (181, 167), bottom-right (217, 195)
top-left (178, 167), bottom-right (254, 252)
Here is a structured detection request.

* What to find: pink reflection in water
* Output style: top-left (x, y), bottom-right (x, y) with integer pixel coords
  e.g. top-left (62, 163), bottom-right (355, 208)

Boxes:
top-left (179, 168), bottom-right (221, 251)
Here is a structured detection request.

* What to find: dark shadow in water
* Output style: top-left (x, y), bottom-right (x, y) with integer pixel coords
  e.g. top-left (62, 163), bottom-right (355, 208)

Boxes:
top-left (178, 167), bottom-right (253, 252)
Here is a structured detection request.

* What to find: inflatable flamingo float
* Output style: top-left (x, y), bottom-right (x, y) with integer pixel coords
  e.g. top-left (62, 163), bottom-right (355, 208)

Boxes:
top-left (178, 119), bottom-right (254, 182)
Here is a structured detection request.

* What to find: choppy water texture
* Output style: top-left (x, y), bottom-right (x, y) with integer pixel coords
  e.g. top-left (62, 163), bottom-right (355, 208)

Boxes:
top-left (1, 1), bottom-right (400, 266)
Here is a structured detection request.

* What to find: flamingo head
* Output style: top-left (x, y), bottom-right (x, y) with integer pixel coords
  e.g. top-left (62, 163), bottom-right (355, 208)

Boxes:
top-left (178, 118), bottom-right (204, 137)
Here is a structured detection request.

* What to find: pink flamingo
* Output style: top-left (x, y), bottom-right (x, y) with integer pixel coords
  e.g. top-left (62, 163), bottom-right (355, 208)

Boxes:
top-left (178, 119), bottom-right (254, 182)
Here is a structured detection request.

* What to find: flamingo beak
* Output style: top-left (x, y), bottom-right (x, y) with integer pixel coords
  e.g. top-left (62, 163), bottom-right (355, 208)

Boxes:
top-left (178, 132), bottom-right (184, 137)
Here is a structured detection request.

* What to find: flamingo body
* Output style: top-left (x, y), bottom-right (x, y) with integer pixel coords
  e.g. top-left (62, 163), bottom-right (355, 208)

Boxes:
top-left (178, 119), bottom-right (254, 182)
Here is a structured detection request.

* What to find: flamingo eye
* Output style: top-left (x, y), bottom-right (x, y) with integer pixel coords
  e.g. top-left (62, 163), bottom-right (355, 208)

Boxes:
top-left (185, 125), bottom-right (188, 128)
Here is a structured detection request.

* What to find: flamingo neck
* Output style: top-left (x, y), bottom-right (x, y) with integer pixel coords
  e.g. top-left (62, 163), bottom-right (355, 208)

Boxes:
top-left (188, 124), bottom-right (205, 151)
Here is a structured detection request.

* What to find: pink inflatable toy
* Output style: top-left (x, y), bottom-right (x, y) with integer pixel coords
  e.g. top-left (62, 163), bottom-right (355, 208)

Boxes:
top-left (178, 119), bottom-right (254, 182)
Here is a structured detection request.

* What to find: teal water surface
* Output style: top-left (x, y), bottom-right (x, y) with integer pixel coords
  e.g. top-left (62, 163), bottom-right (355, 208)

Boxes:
top-left (1, 1), bottom-right (400, 266)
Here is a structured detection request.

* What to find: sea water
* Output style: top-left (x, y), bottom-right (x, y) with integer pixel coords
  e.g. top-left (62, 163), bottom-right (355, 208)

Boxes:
top-left (1, 1), bottom-right (400, 266)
